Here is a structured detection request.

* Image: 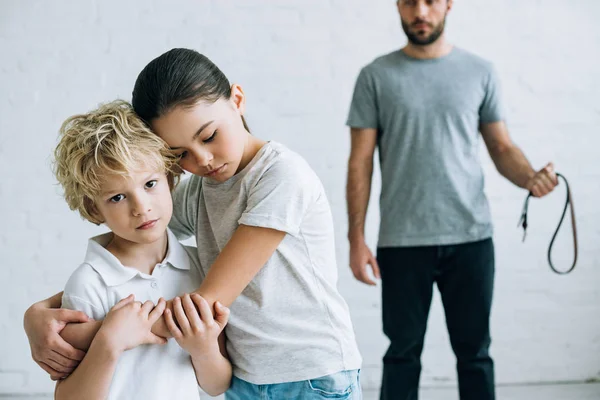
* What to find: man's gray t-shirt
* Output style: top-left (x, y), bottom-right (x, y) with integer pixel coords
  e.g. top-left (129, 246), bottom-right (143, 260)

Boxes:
top-left (169, 141), bottom-right (361, 385)
top-left (347, 47), bottom-right (505, 247)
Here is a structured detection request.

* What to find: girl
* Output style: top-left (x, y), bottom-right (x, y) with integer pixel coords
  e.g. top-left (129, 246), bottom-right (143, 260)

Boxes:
top-left (25, 48), bottom-right (362, 399)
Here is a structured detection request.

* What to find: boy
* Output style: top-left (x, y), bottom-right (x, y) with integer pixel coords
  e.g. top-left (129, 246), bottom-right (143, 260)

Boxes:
top-left (52, 100), bottom-right (231, 399)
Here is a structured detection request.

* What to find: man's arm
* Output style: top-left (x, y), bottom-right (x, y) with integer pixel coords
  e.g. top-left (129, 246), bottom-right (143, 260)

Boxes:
top-left (481, 121), bottom-right (557, 197)
top-left (346, 127), bottom-right (380, 285)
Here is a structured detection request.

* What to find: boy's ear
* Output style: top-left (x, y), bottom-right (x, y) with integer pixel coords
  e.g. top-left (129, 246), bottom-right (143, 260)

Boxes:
top-left (230, 84), bottom-right (246, 116)
top-left (84, 197), bottom-right (104, 225)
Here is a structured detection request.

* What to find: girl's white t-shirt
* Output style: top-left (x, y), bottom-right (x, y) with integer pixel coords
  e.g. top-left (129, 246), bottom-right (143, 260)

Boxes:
top-left (169, 141), bottom-right (362, 385)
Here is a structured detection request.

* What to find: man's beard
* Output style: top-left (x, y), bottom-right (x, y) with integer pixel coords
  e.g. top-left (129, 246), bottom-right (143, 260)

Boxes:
top-left (401, 17), bottom-right (446, 46)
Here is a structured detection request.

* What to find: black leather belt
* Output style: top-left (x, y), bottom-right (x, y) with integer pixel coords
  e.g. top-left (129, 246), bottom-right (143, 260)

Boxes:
top-left (518, 173), bottom-right (578, 274)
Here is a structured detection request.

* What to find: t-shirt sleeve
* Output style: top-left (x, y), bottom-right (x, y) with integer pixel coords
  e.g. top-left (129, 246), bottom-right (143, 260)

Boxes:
top-left (61, 264), bottom-right (108, 321)
top-left (346, 66), bottom-right (379, 129)
top-left (479, 65), bottom-right (506, 124)
top-left (238, 156), bottom-right (318, 237)
top-left (169, 175), bottom-right (201, 241)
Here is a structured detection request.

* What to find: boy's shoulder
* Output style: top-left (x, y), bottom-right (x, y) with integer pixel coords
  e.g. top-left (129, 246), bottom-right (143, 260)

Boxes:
top-left (62, 259), bottom-right (109, 320)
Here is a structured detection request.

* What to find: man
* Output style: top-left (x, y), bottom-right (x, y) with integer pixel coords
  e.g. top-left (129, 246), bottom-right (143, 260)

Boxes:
top-left (345, 1), bottom-right (558, 399)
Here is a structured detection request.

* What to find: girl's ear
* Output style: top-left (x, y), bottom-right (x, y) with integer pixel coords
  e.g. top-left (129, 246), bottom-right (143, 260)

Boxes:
top-left (230, 84), bottom-right (246, 116)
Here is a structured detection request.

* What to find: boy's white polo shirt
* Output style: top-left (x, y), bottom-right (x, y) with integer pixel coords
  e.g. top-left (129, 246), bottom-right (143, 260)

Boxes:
top-left (61, 228), bottom-right (204, 400)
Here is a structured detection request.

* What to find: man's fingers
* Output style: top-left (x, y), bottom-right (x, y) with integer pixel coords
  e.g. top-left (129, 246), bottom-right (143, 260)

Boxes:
top-left (369, 255), bottom-right (381, 279)
top-left (354, 263), bottom-right (376, 286)
top-left (164, 309), bottom-right (182, 339)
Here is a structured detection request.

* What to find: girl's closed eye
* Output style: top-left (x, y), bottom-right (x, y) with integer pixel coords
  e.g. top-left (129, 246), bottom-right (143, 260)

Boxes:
top-left (203, 130), bottom-right (218, 143)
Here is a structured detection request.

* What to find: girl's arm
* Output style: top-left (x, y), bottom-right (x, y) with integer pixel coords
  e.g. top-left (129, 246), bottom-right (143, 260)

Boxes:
top-left (193, 224), bottom-right (285, 307)
top-left (151, 225), bottom-right (284, 338)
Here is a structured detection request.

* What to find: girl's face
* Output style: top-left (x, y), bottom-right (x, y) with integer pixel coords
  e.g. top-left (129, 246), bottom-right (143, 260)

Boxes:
top-left (151, 84), bottom-right (251, 182)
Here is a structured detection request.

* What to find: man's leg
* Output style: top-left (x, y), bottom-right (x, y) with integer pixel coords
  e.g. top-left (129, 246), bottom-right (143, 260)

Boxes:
top-left (378, 246), bottom-right (437, 400)
top-left (436, 238), bottom-right (495, 400)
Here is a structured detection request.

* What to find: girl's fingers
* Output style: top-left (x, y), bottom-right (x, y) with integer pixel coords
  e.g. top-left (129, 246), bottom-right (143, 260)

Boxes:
top-left (164, 309), bottom-right (183, 339)
top-left (181, 294), bottom-right (202, 331)
top-left (37, 361), bottom-right (65, 381)
top-left (49, 350), bottom-right (79, 369)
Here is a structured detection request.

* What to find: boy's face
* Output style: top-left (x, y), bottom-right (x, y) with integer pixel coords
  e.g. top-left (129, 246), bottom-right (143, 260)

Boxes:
top-left (93, 168), bottom-right (173, 245)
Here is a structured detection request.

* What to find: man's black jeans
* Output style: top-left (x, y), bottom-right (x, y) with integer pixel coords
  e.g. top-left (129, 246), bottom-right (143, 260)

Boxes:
top-left (378, 238), bottom-right (495, 400)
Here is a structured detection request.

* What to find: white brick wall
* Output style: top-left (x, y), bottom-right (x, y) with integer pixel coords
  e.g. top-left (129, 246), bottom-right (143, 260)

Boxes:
top-left (1, 0), bottom-right (599, 395)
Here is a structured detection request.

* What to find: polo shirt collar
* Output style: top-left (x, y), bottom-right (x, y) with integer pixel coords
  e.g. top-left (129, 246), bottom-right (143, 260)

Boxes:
top-left (84, 228), bottom-right (190, 287)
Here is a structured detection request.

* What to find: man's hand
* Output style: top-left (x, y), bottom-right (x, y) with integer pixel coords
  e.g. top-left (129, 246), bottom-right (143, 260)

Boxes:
top-left (349, 239), bottom-right (380, 286)
top-left (23, 301), bottom-right (89, 380)
top-left (525, 162), bottom-right (558, 198)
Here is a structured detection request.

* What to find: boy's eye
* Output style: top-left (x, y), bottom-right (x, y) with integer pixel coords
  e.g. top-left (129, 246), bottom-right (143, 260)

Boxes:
top-left (203, 130), bottom-right (218, 143)
top-left (145, 180), bottom-right (158, 189)
top-left (110, 194), bottom-right (125, 203)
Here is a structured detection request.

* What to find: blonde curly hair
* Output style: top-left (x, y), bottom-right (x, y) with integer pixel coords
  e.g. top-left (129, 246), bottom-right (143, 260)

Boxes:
top-left (54, 100), bottom-right (181, 225)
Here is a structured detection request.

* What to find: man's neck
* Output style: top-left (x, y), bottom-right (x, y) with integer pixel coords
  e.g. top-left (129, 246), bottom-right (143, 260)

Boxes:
top-left (402, 35), bottom-right (453, 60)
top-left (106, 231), bottom-right (168, 275)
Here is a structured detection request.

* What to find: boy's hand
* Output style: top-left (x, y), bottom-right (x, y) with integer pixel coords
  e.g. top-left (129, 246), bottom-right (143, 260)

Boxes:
top-left (165, 293), bottom-right (230, 359)
top-left (96, 295), bottom-right (167, 354)
top-left (23, 299), bottom-right (88, 380)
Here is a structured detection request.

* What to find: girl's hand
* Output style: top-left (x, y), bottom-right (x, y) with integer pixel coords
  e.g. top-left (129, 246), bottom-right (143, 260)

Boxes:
top-left (96, 295), bottom-right (167, 354)
top-left (23, 296), bottom-right (89, 380)
top-left (165, 293), bottom-right (230, 360)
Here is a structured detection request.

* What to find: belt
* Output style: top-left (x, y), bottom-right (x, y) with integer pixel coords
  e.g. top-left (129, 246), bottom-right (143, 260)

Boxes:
top-left (518, 173), bottom-right (578, 274)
